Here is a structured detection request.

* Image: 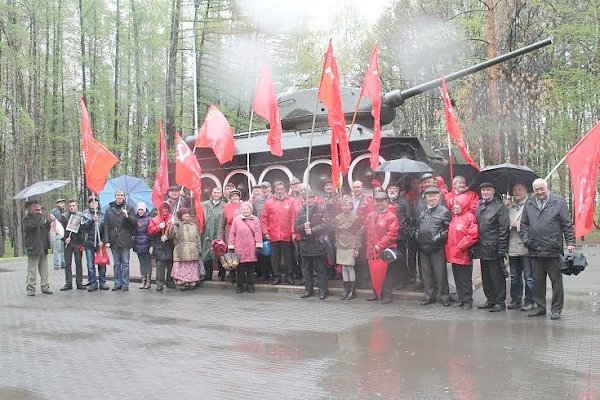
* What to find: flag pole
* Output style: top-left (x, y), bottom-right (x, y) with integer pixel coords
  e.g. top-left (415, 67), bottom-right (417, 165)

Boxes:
top-left (305, 102), bottom-right (320, 221)
top-left (347, 90), bottom-right (364, 142)
top-left (246, 110), bottom-right (254, 199)
top-left (447, 133), bottom-right (454, 186)
top-left (545, 154), bottom-right (567, 181)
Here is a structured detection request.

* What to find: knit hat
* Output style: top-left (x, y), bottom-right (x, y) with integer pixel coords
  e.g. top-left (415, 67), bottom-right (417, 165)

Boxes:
top-left (136, 202), bottom-right (146, 211)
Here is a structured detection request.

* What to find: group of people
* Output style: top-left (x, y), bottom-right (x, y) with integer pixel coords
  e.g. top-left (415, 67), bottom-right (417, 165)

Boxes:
top-left (22, 171), bottom-right (576, 320)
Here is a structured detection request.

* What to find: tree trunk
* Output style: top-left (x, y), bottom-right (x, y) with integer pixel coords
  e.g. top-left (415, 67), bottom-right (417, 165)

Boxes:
top-left (166, 0), bottom-right (182, 146)
top-left (486, 0), bottom-right (501, 164)
top-left (113, 0), bottom-right (121, 153)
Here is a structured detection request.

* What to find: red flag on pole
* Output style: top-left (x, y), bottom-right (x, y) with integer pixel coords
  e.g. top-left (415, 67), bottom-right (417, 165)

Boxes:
top-left (441, 78), bottom-right (479, 170)
top-left (253, 63), bottom-right (283, 157)
top-left (362, 45), bottom-right (382, 170)
top-left (318, 39), bottom-right (351, 186)
top-left (195, 105), bottom-right (235, 165)
top-left (566, 122), bottom-right (600, 239)
top-left (151, 120), bottom-right (170, 209)
top-left (175, 133), bottom-right (205, 232)
top-left (80, 98), bottom-right (118, 194)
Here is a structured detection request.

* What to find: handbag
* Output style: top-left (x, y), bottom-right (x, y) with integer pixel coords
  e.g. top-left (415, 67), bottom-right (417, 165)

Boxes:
top-left (94, 245), bottom-right (110, 266)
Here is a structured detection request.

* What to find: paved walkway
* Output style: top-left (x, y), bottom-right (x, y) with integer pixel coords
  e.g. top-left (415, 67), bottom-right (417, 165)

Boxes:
top-left (0, 252), bottom-right (598, 399)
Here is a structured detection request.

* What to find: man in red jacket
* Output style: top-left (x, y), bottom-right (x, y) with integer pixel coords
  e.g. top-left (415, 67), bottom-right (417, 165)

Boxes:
top-left (261, 181), bottom-right (295, 285)
top-left (365, 191), bottom-right (400, 304)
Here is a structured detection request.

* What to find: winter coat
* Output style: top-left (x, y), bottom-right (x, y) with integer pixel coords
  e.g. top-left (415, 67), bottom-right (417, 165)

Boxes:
top-left (445, 197), bottom-right (479, 265)
top-left (335, 211), bottom-right (361, 251)
top-left (228, 215), bottom-right (262, 263)
top-left (521, 193), bottom-right (575, 258)
top-left (171, 221), bottom-right (201, 262)
top-left (416, 203), bottom-right (451, 251)
top-left (103, 201), bottom-right (137, 248)
top-left (389, 197), bottom-right (410, 243)
top-left (60, 211), bottom-right (85, 246)
top-left (133, 213), bottom-right (151, 254)
top-left (507, 199), bottom-right (529, 257)
top-left (201, 199), bottom-right (223, 260)
top-left (365, 207), bottom-right (399, 259)
top-left (218, 202), bottom-right (241, 243)
top-left (475, 196), bottom-right (509, 260)
top-left (23, 213), bottom-right (50, 256)
top-left (261, 195), bottom-right (294, 242)
top-left (444, 190), bottom-right (479, 213)
top-left (80, 209), bottom-right (105, 250)
top-left (147, 213), bottom-right (174, 261)
top-left (295, 204), bottom-right (328, 257)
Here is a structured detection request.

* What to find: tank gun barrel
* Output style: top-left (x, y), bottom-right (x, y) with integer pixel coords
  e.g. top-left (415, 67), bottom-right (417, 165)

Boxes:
top-left (383, 37), bottom-right (553, 108)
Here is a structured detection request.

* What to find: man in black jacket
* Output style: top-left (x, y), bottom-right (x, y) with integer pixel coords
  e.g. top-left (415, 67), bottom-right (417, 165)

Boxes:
top-left (104, 190), bottom-right (137, 291)
top-left (295, 190), bottom-right (329, 300)
top-left (475, 182), bottom-right (510, 312)
top-left (60, 199), bottom-right (85, 291)
top-left (416, 187), bottom-right (452, 306)
top-left (521, 178), bottom-right (575, 320)
top-left (80, 196), bottom-right (109, 291)
top-left (23, 200), bottom-right (53, 296)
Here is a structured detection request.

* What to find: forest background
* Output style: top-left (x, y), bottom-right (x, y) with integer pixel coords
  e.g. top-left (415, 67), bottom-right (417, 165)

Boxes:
top-left (0, 0), bottom-right (598, 256)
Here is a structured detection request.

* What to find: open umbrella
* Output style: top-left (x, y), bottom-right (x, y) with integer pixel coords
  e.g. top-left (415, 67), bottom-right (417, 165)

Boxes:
top-left (477, 163), bottom-right (539, 193)
top-left (375, 158), bottom-right (434, 174)
top-left (440, 163), bottom-right (480, 189)
top-left (13, 180), bottom-right (70, 199)
top-left (99, 175), bottom-right (154, 212)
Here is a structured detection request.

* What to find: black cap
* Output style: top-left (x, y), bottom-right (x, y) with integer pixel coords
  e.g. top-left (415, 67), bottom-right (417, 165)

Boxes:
top-left (374, 191), bottom-right (389, 200)
top-left (25, 199), bottom-right (40, 208)
top-left (56, 198), bottom-right (66, 203)
top-left (168, 185), bottom-right (181, 192)
top-left (420, 173), bottom-right (434, 181)
top-left (479, 182), bottom-right (495, 190)
top-left (423, 187), bottom-right (440, 194)
top-left (387, 181), bottom-right (401, 188)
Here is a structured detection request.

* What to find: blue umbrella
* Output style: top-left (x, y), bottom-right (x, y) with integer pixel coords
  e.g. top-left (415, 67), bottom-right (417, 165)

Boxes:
top-left (99, 175), bottom-right (154, 212)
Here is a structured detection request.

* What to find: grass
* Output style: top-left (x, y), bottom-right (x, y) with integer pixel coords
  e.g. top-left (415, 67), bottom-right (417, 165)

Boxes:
top-left (1, 239), bottom-right (15, 258)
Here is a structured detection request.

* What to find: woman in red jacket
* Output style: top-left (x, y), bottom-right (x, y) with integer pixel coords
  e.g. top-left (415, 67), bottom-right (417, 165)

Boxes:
top-left (445, 196), bottom-right (479, 309)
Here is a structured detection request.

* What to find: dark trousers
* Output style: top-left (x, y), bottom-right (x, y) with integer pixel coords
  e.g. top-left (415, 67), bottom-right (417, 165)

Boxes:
top-left (64, 245), bottom-right (83, 286)
top-left (155, 260), bottom-right (173, 288)
top-left (257, 254), bottom-right (272, 278)
top-left (393, 244), bottom-right (408, 288)
top-left (137, 252), bottom-right (152, 276)
top-left (236, 262), bottom-right (255, 288)
top-left (302, 256), bottom-right (327, 294)
top-left (531, 257), bottom-right (564, 313)
top-left (480, 259), bottom-right (506, 305)
top-left (419, 247), bottom-right (449, 302)
top-left (270, 241), bottom-right (292, 276)
top-left (509, 256), bottom-right (534, 305)
top-left (406, 242), bottom-right (418, 281)
top-left (290, 241), bottom-right (302, 279)
top-left (204, 258), bottom-right (223, 280)
top-left (452, 264), bottom-right (473, 304)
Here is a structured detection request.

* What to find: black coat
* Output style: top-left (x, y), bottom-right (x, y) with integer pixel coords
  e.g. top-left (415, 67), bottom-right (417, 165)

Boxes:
top-left (294, 204), bottom-right (327, 257)
top-left (23, 213), bottom-right (50, 256)
top-left (103, 201), bottom-right (137, 248)
top-left (60, 211), bottom-right (84, 246)
top-left (475, 196), bottom-right (509, 260)
top-left (521, 193), bottom-right (575, 257)
top-left (390, 196), bottom-right (410, 244)
top-left (80, 209), bottom-right (105, 249)
top-left (416, 203), bottom-right (451, 251)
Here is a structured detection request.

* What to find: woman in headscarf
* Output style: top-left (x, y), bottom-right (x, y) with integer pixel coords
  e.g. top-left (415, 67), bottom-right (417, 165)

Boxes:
top-left (227, 202), bottom-right (262, 293)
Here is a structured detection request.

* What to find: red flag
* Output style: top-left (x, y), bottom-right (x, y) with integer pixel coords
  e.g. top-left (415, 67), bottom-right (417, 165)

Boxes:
top-left (441, 78), bottom-right (479, 170)
top-left (80, 98), bottom-right (118, 194)
top-left (253, 63), bottom-right (283, 157)
top-left (566, 122), bottom-right (600, 239)
top-left (175, 133), bottom-right (205, 232)
top-left (195, 105), bottom-right (234, 165)
top-left (362, 45), bottom-right (382, 170)
top-left (151, 120), bottom-right (170, 209)
top-left (318, 39), bottom-right (351, 186)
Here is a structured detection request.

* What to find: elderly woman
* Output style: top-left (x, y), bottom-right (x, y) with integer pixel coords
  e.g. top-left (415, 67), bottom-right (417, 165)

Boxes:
top-left (170, 208), bottom-right (201, 290)
top-left (228, 202), bottom-right (262, 293)
top-left (218, 188), bottom-right (242, 281)
top-left (335, 196), bottom-right (361, 300)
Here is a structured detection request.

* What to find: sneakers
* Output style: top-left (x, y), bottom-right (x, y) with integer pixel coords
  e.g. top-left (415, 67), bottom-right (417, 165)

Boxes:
top-left (489, 304), bottom-right (506, 312)
top-left (521, 302), bottom-right (535, 312)
top-left (60, 284), bottom-right (72, 291)
top-left (528, 306), bottom-right (546, 317)
top-left (87, 285), bottom-right (98, 292)
top-left (507, 300), bottom-right (522, 310)
top-left (551, 311), bottom-right (561, 320)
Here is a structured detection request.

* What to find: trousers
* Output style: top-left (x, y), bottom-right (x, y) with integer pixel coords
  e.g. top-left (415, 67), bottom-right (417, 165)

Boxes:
top-left (531, 257), bottom-right (564, 313)
top-left (419, 247), bottom-right (449, 302)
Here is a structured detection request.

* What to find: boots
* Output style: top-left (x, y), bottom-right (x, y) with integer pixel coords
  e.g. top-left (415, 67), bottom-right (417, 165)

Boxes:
top-left (139, 275), bottom-right (147, 289)
top-left (144, 274), bottom-right (152, 289)
top-left (340, 281), bottom-right (349, 300)
top-left (345, 282), bottom-right (356, 300)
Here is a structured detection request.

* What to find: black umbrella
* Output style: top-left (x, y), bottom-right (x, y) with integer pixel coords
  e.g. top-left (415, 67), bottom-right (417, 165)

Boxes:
top-left (477, 163), bottom-right (539, 193)
top-left (13, 180), bottom-right (70, 199)
top-left (440, 163), bottom-right (480, 189)
top-left (376, 158), bottom-right (434, 174)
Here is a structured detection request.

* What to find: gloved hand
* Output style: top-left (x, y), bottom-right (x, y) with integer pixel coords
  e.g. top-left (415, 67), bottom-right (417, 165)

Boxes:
top-left (159, 221), bottom-right (166, 229)
top-left (160, 235), bottom-right (168, 242)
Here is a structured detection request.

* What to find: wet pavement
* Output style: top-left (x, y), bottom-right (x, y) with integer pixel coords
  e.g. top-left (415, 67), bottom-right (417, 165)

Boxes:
top-left (0, 252), bottom-right (599, 399)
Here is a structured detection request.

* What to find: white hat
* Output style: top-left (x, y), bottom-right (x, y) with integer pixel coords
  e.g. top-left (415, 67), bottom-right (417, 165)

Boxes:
top-left (136, 202), bottom-right (146, 211)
